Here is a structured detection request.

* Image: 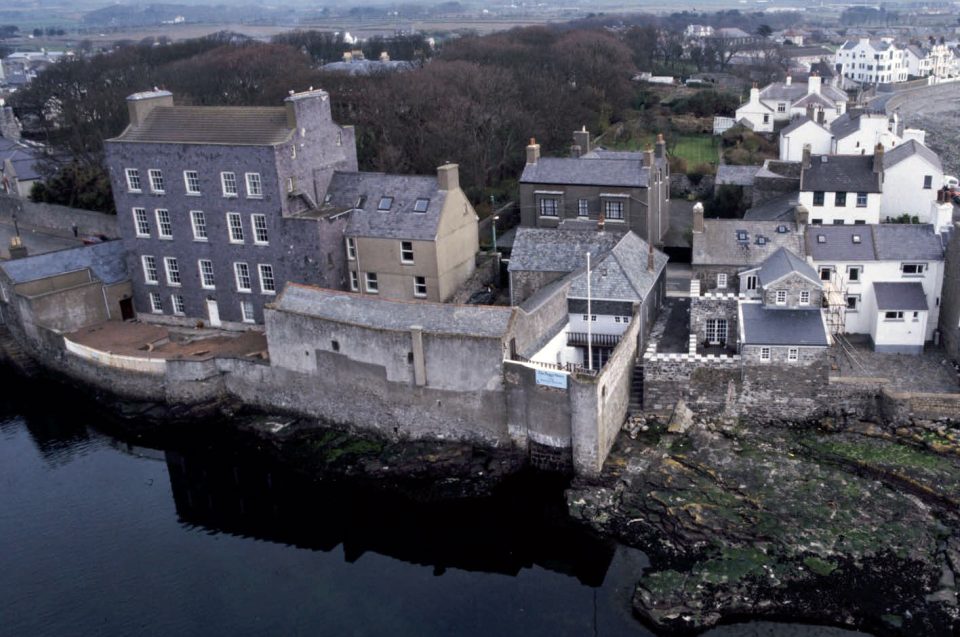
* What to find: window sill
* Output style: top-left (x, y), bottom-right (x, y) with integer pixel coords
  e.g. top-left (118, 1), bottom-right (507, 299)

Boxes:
top-left (605, 218), bottom-right (626, 223)
top-left (414, 294), bottom-right (427, 299)
top-left (158, 236), bottom-right (174, 241)
top-left (222, 194), bottom-right (238, 199)
top-left (128, 189), bottom-right (142, 194)
top-left (145, 282), bottom-right (159, 286)
top-left (253, 241), bottom-right (270, 247)
top-left (260, 290), bottom-right (276, 296)
top-left (229, 240), bottom-right (246, 245)
top-left (167, 283), bottom-right (182, 288)
top-left (185, 193), bottom-right (202, 197)
top-left (400, 260), bottom-right (415, 266)
top-left (201, 286), bottom-right (216, 291)
top-left (237, 289), bottom-right (252, 295)
top-left (365, 290), bottom-right (379, 295)
top-left (193, 238), bottom-right (208, 243)
top-left (135, 234), bottom-right (150, 239)
top-left (246, 195), bottom-right (263, 200)
top-left (150, 191), bottom-right (165, 196)
top-left (151, 310), bottom-right (163, 315)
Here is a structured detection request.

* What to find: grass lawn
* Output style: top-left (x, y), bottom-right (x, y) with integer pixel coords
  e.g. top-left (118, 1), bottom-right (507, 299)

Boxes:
top-left (606, 133), bottom-right (718, 167)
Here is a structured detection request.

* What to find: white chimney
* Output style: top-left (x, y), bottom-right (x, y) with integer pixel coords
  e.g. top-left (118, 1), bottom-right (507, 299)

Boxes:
top-left (786, 75), bottom-right (792, 86)
top-left (807, 73), bottom-right (821, 95)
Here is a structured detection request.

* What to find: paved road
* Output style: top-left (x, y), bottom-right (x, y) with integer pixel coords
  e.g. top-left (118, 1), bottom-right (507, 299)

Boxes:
top-left (0, 218), bottom-right (84, 259)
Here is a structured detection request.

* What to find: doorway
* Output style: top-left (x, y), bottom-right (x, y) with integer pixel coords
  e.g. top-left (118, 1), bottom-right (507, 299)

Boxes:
top-left (119, 298), bottom-right (135, 321)
top-left (206, 299), bottom-right (221, 328)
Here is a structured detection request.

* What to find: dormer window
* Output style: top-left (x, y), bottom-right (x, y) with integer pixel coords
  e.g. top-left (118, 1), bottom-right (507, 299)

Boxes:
top-left (736, 230), bottom-right (748, 242)
top-left (817, 235), bottom-right (826, 244)
top-left (852, 234), bottom-right (861, 244)
top-left (324, 193), bottom-right (332, 204)
top-left (756, 236), bottom-right (767, 245)
top-left (356, 195), bottom-right (366, 209)
top-left (413, 198), bottom-right (430, 213)
top-left (378, 196), bottom-right (393, 211)
top-left (776, 225), bottom-right (787, 233)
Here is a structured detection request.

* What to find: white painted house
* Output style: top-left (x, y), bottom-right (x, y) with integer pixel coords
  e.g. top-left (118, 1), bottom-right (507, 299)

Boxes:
top-left (780, 117), bottom-right (833, 161)
top-left (880, 139), bottom-right (944, 224)
top-left (905, 42), bottom-right (955, 79)
top-left (835, 38), bottom-right (909, 87)
top-left (799, 152), bottom-right (882, 225)
top-left (734, 75), bottom-right (847, 133)
top-left (805, 224), bottom-right (945, 353)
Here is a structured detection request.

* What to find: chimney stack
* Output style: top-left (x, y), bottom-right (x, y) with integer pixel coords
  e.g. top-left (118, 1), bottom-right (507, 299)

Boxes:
top-left (802, 144), bottom-right (812, 169)
top-left (526, 138), bottom-right (540, 165)
top-left (692, 202), bottom-right (704, 233)
top-left (573, 126), bottom-right (590, 156)
top-left (873, 143), bottom-right (884, 174)
top-left (795, 203), bottom-right (809, 227)
top-left (750, 84), bottom-right (760, 103)
top-left (786, 75), bottom-right (792, 86)
top-left (642, 148), bottom-right (654, 168)
top-left (655, 133), bottom-right (666, 160)
top-left (807, 72), bottom-right (821, 96)
top-left (126, 89), bottom-right (174, 127)
top-left (284, 87), bottom-right (332, 130)
top-left (437, 163), bottom-right (459, 191)
top-left (805, 103), bottom-right (815, 121)
top-left (647, 242), bottom-right (655, 272)
top-left (816, 107), bottom-right (825, 125)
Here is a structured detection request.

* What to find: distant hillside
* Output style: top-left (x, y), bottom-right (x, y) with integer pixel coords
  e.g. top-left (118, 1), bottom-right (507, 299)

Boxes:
top-left (81, 3), bottom-right (294, 27)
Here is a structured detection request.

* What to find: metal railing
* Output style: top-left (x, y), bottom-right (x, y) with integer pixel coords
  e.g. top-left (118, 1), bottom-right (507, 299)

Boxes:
top-left (566, 332), bottom-right (621, 347)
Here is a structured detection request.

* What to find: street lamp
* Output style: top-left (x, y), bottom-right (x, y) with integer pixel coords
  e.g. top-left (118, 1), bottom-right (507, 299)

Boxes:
top-left (492, 215), bottom-right (500, 253)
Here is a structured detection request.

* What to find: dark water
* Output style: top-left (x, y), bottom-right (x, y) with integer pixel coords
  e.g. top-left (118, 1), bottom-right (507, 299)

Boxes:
top-left (0, 379), bottom-right (868, 637)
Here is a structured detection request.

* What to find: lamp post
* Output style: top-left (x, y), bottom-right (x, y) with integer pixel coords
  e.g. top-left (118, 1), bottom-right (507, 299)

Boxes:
top-left (492, 215), bottom-right (499, 253)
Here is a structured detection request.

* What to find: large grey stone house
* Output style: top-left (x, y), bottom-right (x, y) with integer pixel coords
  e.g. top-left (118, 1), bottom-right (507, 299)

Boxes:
top-left (104, 88), bottom-right (358, 327)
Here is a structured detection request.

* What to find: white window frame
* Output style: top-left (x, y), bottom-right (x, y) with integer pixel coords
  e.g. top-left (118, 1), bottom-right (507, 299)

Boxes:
top-left (171, 294), bottom-right (185, 316)
top-left (142, 255), bottom-right (159, 285)
top-left (198, 259), bottom-right (216, 290)
top-left (717, 273), bottom-right (728, 289)
top-left (240, 300), bottom-right (255, 324)
top-left (400, 241), bottom-right (414, 264)
top-left (155, 208), bottom-right (172, 240)
top-left (149, 292), bottom-right (163, 314)
top-left (234, 262), bottom-right (252, 293)
top-left (603, 200), bottom-right (624, 220)
top-left (705, 318), bottom-right (728, 345)
top-left (164, 257), bottom-right (181, 286)
top-left (760, 346), bottom-right (771, 362)
top-left (221, 171), bottom-right (238, 197)
top-left (251, 214), bottom-right (269, 245)
top-left (846, 295), bottom-right (860, 312)
top-left (746, 275), bottom-right (758, 291)
top-left (183, 170), bottom-right (201, 195)
top-left (800, 290), bottom-right (810, 305)
top-left (245, 173), bottom-right (263, 198)
top-left (227, 212), bottom-right (244, 243)
top-left (365, 272), bottom-right (379, 294)
top-left (133, 208), bottom-right (150, 238)
top-left (148, 168), bottom-right (165, 194)
top-left (190, 210), bottom-right (207, 241)
top-left (884, 310), bottom-right (904, 321)
top-left (538, 197), bottom-right (558, 217)
top-left (349, 270), bottom-right (359, 291)
top-left (901, 263), bottom-right (926, 276)
top-left (413, 275), bottom-right (427, 298)
top-left (257, 264), bottom-right (276, 295)
top-left (346, 237), bottom-right (356, 260)
top-left (775, 290), bottom-right (787, 305)
top-left (578, 199), bottom-right (589, 217)
top-left (125, 168), bottom-right (142, 193)
top-left (787, 347), bottom-right (799, 362)
top-left (847, 266), bottom-right (861, 282)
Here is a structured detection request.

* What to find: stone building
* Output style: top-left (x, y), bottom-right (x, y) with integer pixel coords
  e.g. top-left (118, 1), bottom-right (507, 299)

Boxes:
top-left (518, 129), bottom-right (669, 245)
top-left (940, 223), bottom-right (960, 361)
top-left (104, 88), bottom-right (359, 328)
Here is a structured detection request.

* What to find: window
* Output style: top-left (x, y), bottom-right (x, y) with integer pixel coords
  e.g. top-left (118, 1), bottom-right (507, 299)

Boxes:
top-left (763, 114), bottom-right (770, 124)
top-left (125, 168), bottom-right (142, 192)
top-left (848, 266), bottom-right (861, 282)
top-left (833, 219), bottom-right (844, 225)
top-left (221, 172), bottom-right (238, 197)
top-left (614, 316), bottom-right (621, 323)
top-left (884, 310), bottom-right (904, 320)
top-left (717, 273), bottom-right (728, 289)
top-left (846, 295), bottom-right (860, 311)
top-left (776, 290), bottom-right (787, 305)
top-left (622, 316), bottom-right (630, 324)
top-left (746, 275), bottom-right (758, 291)
top-left (365, 272), bottom-right (378, 293)
top-left (355, 195), bottom-right (367, 209)
top-left (736, 230), bottom-right (748, 242)
top-left (155, 209), bottom-right (172, 239)
top-left (184, 170), bottom-right (200, 195)
top-left (760, 347), bottom-right (771, 362)
top-left (538, 198), bottom-right (558, 217)
top-left (142, 255), bottom-right (158, 285)
top-left (705, 318), bottom-right (728, 345)
top-left (854, 220), bottom-right (866, 225)
top-left (414, 276), bottom-right (427, 298)
top-left (164, 257), bottom-right (181, 286)
top-left (923, 175), bottom-right (933, 189)
top-left (148, 169), bottom-right (164, 193)
top-left (171, 294), bottom-right (185, 316)
top-left (812, 191), bottom-right (824, 206)
top-left (400, 241), bottom-right (414, 264)
top-left (413, 198), bottom-right (430, 213)
top-left (346, 237), bottom-right (356, 260)
top-left (800, 290), bottom-right (810, 305)
top-left (245, 173), bottom-right (262, 198)
top-left (777, 102), bottom-right (786, 113)
top-left (190, 211), bottom-right (207, 241)
top-left (198, 260), bottom-right (216, 289)
top-left (149, 292), bottom-right (163, 314)
top-left (234, 262), bottom-right (252, 293)
top-left (819, 267), bottom-right (832, 281)
top-left (604, 200), bottom-right (624, 220)
top-left (787, 347), bottom-right (799, 362)
top-left (835, 192), bottom-right (846, 206)
top-left (852, 234), bottom-right (862, 244)
top-left (258, 264), bottom-right (275, 294)
top-left (240, 301), bottom-right (255, 324)
top-left (578, 199), bottom-right (589, 217)
top-left (286, 177), bottom-right (295, 193)
top-left (856, 192), bottom-right (867, 207)
top-left (227, 213), bottom-right (244, 243)
top-left (378, 196), bottom-right (394, 211)
top-left (901, 263), bottom-right (926, 276)
top-left (812, 218), bottom-right (823, 225)
top-left (349, 270), bottom-right (359, 291)
top-left (251, 214), bottom-right (269, 245)
top-left (133, 208), bottom-right (150, 237)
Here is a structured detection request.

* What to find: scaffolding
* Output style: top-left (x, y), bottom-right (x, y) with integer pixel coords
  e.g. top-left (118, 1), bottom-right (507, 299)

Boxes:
top-left (823, 271), bottom-right (865, 373)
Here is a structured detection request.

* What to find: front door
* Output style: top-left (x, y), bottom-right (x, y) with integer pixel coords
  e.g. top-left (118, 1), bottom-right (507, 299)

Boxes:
top-left (206, 299), bottom-right (221, 328)
top-left (119, 298), bottom-right (135, 321)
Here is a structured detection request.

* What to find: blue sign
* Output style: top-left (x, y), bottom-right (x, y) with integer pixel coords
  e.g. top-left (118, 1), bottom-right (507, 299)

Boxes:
top-left (535, 369), bottom-right (568, 389)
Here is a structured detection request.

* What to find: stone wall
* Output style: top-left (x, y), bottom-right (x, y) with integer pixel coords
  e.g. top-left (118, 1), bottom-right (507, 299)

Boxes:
top-left (642, 350), bottom-right (741, 413)
top-left (880, 387), bottom-right (960, 424)
top-left (737, 351), bottom-right (831, 424)
top-left (690, 293), bottom-right (740, 348)
top-left (510, 269), bottom-right (565, 306)
top-left (693, 265), bottom-right (742, 294)
top-left (760, 273), bottom-right (822, 308)
top-left (0, 194), bottom-right (118, 239)
top-left (940, 221), bottom-right (960, 361)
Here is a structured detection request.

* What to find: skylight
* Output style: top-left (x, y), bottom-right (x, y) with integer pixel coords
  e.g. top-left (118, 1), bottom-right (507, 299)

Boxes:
top-left (736, 230), bottom-right (748, 242)
top-left (817, 234), bottom-right (826, 243)
top-left (852, 234), bottom-right (862, 243)
top-left (776, 225), bottom-right (788, 233)
top-left (756, 236), bottom-right (767, 245)
top-left (413, 198), bottom-right (430, 213)
top-left (378, 196), bottom-right (394, 211)
top-left (355, 195), bottom-right (367, 209)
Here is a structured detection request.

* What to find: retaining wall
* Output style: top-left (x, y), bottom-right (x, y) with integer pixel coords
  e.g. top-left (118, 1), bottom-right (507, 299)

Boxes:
top-left (0, 194), bottom-right (118, 239)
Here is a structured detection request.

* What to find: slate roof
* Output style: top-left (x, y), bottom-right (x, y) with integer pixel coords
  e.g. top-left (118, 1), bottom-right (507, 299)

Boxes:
top-left (335, 171), bottom-right (445, 241)
top-left (792, 92), bottom-right (835, 109)
top-left (782, 46), bottom-right (833, 58)
top-left (804, 223), bottom-right (943, 261)
top-left (740, 303), bottom-right (829, 346)
top-left (0, 137), bottom-right (44, 182)
top-left (754, 246), bottom-right (819, 286)
top-left (744, 192), bottom-right (800, 221)
top-left (508, 228), bottom-right (622, 273)
top-left (693, 219), bottom-right (804, 267)
top-left (829, 110), bottom-right (887, 140)
top-left (110, 106), bottom-right (293, 145)
top-left (0, 240), bottom-right (128, 285)
top-left (567, 232), bottom-right (668, 301)
top-left (800, 154), bottom-right (881, 193)
top-left (780, 116), bottom-right (815, 136)
top-left (874, 282), bottom-right (929, 311)
top-left (882, 138), bottom-right (941, 172)
top-left (520, 157), bottom-right (649, 188)
top-left (759, 83), bottom-right (807, 102)
top-left (273, 283), bottom-right (514, 338)
top-left (715, 165), bottom-right (760, 187)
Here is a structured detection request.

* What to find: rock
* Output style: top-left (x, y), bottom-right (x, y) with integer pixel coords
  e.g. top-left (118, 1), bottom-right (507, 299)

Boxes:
top-left (667, 400), bottom-right (694, 434)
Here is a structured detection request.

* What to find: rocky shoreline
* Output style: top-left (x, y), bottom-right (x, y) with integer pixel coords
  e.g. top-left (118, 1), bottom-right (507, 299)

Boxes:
top-left (567, 413), bottom-right (960, 636)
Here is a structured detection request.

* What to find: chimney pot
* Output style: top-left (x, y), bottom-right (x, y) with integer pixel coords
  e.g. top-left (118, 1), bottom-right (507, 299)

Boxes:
top-left (647, 242), bottom-right (655, 271)
top-left (801, 144), bottom-right (812, 169)
top-left (692, 202), bottom-right (704, 233)
top-left (873, 143), bottom-right (884, 174)
top-left (526, 139), bottom-right (541, 165)
top-left (437, 163), bottom-right (459, 191)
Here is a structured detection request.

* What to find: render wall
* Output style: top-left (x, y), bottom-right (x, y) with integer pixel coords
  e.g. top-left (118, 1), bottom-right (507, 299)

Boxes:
top-left (881, 156), bottom-right (941, 223)
top-left (940, 222), bottom-right (960, 360)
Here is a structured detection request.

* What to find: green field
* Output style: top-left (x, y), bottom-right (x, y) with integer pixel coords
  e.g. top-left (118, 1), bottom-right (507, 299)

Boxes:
top-left (606, 133), bottom-right (718, 167)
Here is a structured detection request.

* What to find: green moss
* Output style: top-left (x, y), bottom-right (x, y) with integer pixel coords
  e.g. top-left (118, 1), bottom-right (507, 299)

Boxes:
top-left (325, 438), bottom-right (385, 463)
top-left (803, 556), bottom-right (838, 576)
top-left (699, 547), bottom-right (772, 585)
top-left (641, 569), bottom-right (689, 595)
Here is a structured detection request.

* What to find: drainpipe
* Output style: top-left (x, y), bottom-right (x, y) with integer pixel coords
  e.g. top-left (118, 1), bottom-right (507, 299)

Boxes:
top-left (587, 251), bottom-right (593, 371)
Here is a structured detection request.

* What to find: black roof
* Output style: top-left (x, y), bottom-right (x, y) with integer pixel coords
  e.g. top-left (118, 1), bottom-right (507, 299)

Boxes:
top-left (800, 154), bottom-right (881, 193)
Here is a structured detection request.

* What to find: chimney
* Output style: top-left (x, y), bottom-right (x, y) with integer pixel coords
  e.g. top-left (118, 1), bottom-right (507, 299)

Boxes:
top-left (692, 201), bottom-right (704, 233)
top-left (817, 107), bottom-right (825, 125)
top-left (655, 133), bottom-right (666, 160)
top-left (0, 105), bottom-right (21, 141)
top-left (807, 72), bottom-right (821, 95)
top-left (379, 51), bottom-right (390, 62)
top-left (786, 75), bottom-right (792, 85)
top-left (873, 143), bottom-right (884, 174)
top-left (647, 242), bottom-right (655, 272)
top-left (284, 87), bottom-right (332, 130)
top-left (642, 148), bottom-right (653, 168)
top-left (570, 144), bottom-right (582, 158)
top-left (805, 103), bottom-right (815, 120)
top-left (573, 126), bottom-right (590, 155)
top-left (802, 144), bottom-right (812, 169)
top-left (795, 203), bottom-right (809, 227)
top-left (437, 163), bottom-right (459, 191)
top-left (526, 138), bottom-right (540, 164)
top-left (126, 89), bottom-right (173, 127)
